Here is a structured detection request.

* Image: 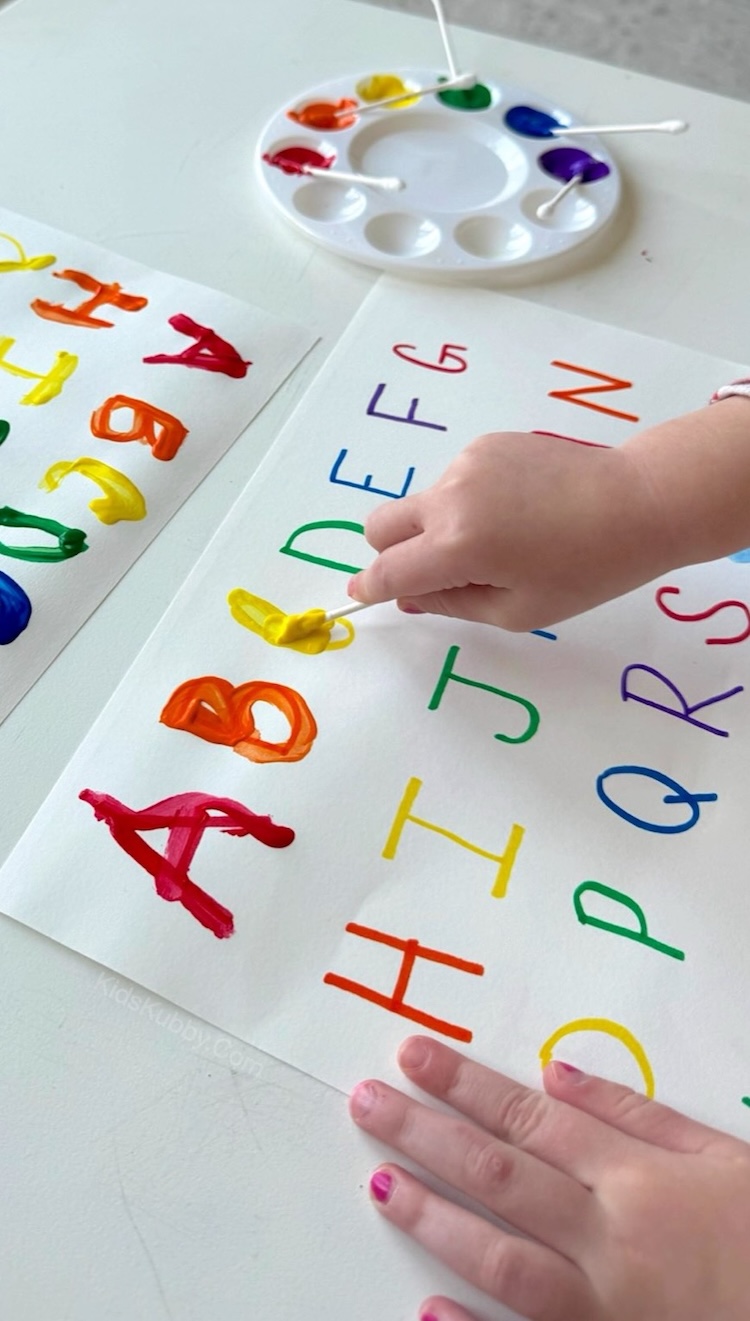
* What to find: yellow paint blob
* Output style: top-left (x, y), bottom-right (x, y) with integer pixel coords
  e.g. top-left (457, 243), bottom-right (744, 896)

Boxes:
top-left (355, 74), bottom-right (419, 109)
top-left (227, 588), bottom-right (354, 655)
top-left (0, 231), bottom-right (56, 273)
top-left (40, 456), bottom-right (147, 524)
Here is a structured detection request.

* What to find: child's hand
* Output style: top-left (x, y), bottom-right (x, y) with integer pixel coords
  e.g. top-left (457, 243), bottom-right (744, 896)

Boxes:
top-left (348, 431), bottom-right (673, 631)
top-left (350, 1036), bottom-right (750, 1321)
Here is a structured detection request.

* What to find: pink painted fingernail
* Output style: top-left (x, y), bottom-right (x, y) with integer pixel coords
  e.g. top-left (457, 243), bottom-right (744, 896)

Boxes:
top-left (551, 1061), bottom-right (586, 1084)
top-left (421, 1314), bottom-right (440, 1321)
top-left (370, 1170), bottom-right (393, 1204)
top-left (399, 602), bottom-right (425, 615)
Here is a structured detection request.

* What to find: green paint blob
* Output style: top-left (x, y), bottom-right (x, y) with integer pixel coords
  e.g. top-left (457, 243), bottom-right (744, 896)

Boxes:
top-left (437, 80), bottom-right (492, 111)
top-left (0, 420), bottom-right (9, 446)
top-left (0, 505), bottom-right (88, 562)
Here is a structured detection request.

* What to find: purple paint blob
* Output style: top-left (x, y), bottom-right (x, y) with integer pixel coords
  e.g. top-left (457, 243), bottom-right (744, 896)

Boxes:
top-left (539, 147), bottom-right (610, 184)
top-left (505, 104), bottom-right (561, 138)
top-left (0, 569), bottom-right (32, 645)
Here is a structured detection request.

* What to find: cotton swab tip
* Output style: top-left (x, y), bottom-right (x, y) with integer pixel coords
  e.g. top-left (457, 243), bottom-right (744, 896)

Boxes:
top-left (536, 172), bottom-right (584, 218)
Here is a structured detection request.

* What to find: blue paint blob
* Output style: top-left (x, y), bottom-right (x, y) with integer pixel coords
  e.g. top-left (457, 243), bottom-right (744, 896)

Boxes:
top-left (0, 569), bottom-right (32, 645)
top-left (539, 146), bottom-right (610, 184)
top-left (729, 546), bottom-right (750, 563)
top-left (531, 628), bottom-right (558, 640)
top-left (505, 105), bottom-right (560, 138)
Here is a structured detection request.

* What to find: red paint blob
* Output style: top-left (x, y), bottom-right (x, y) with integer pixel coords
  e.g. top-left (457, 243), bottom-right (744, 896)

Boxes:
top-left (143, 313), bottom-right (250, 379)
top-left (79, 789), bottom-right (295, 939)
top-left (287, 98), bottom-right (358, 131)
top-left (263, 146), bottom-right (335, 176)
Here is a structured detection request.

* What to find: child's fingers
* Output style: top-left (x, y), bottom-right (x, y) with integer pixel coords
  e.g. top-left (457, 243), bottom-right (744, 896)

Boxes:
top-left (396, 1037), bottom-right (644, 1186)
top-left (543, 1062), bottom-right (738, 1156)
top-left (365, 1163), bottom-right (595, 1321)
top-left (363, 493), bottom-right (425, 551)
top-left (350, 535), bottom-right (453, 605)
top-left (350, 1079), bottom-right (596, 1259)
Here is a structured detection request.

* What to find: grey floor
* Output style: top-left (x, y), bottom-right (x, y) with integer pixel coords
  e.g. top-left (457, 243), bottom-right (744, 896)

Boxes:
top-left (360, 0), bottom-right (750, 101)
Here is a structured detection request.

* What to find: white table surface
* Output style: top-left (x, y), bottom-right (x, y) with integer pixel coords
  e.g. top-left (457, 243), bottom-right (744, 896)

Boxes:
top-left (0, 1), bottom-right (748, 1317)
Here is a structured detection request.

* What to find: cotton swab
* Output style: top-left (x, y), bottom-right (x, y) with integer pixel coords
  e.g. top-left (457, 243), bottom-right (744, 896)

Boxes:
top-left (301, 165), bottom-right (404, 191)
top-left (333, 71), bottom-right (475, 118)
top-left (550, 118), bottom-right (688, 137)
top-left (536, 173), bottom-right (584, 219)
top-left (323, 601), bottom-right (372, 623)
top-left (429, 0), bottom-right (461, 81)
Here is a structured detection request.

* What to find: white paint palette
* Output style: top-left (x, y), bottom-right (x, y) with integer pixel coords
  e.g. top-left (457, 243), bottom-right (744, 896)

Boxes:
top-left (256, 69), bottom-right (622, 274)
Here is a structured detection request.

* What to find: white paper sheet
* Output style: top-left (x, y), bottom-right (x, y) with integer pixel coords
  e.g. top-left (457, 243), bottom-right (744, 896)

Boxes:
top-left (1, 280), bottom-right (749, 1137)
top-left (0, 206), bottom-right (315, 721)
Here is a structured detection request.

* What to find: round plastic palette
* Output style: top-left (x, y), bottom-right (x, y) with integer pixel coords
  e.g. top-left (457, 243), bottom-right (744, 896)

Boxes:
top-left (256, 69), bottom-right (622, 274)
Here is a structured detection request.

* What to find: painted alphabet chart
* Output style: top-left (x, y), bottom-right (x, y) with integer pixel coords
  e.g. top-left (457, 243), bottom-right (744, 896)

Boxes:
top-left (0, 206), bottom-right (315, 722)
top-left (1, 280), bottom-right (749, 1139)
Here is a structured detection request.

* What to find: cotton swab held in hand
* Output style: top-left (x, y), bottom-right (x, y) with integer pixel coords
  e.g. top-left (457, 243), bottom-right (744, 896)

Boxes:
top-left (333, 71), bottom-right (475, 118)
top-left (536, 173), bottom-right (584, 218)
top-left (324, 600), bottom-right (371, 623)
top-left (550, 117), bottom-right (688, 136)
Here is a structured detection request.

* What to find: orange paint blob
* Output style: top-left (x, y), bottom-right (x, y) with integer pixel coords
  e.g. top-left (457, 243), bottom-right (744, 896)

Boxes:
top-left (287, 98), bottom-right (358, 131)
top-left (160, 675), bottom-right (318, 765)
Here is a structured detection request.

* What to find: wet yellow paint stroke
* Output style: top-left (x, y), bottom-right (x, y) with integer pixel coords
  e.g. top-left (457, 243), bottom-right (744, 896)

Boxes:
top-left (0, 232), bottom-right (56, 273)
top-left (539, 1017), bottom-right (655, 1097)
top-left (0, 337), bottom-right (77, 405)
top-left (355, 74), bottom-right (419, 109)
top-left (227, 588), bottom-right (354, 655)
top-left (39, 457), bottom-right (147, 525)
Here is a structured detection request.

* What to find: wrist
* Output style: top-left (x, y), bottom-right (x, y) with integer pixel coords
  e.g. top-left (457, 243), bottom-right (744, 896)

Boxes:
top-left (623, 398), bottom-right (750, 567)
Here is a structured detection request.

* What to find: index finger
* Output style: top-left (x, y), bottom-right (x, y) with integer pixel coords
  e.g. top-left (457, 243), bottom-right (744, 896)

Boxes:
top-left (364, 492), bottom-right (424, 552)
top-left (350, 532), bottom-right (458, 605)
top-left (397, 1036), bottom-right (651, 1187)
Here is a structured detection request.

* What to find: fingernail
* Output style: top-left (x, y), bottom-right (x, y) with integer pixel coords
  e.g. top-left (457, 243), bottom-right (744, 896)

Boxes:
top-left (370, 1170), bottom-right (393, 1204)
top-left (551, 1061), bottom-right (586, 1084)
top-left (421, 1314), bottom-right (440, 1321)
top-left (398, 1037), bottom-right (430, 1070)
top-left (399, 602), bottom-right (424, 615)
top-left (350, 1081), bottom-right (378, 1119)
top-left (347, 575), bottom-right (362, 600)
